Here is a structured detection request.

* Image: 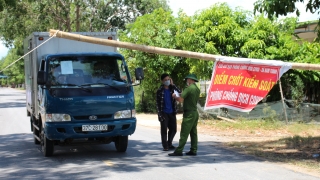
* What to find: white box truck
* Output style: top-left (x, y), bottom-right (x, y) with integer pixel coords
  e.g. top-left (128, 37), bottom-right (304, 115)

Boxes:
top-left (24, 32), bottom-right (143, 156)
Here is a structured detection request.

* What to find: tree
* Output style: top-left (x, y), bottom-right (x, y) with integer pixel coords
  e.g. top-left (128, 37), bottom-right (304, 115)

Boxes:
top-left (253, 0), bottom-right (320, 41)
top-left (0, 47), bottom-right (24, 85)
top-left (175, 3), bottom-right (252, 79)
top-left (0, 0), bottom-right (169, 85)
top-left (120, 8), bottom-right (189, 112)
top-left (121, 3), bottom-right (320, 109)
top-left (0, 0), bottom-right (170, 46)
top-left (254, 0), bottom-right (320, 18)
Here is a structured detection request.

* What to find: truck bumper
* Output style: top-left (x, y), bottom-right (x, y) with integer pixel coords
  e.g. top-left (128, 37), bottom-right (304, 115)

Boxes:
top-left (44, 118), bottom-right (136, 140)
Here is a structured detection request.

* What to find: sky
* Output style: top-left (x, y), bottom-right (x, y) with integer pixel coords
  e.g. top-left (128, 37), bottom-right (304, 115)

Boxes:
top-left (0, 43), bottom-right (8, 59)
top-left (0, 0), bottom-right (318, 59)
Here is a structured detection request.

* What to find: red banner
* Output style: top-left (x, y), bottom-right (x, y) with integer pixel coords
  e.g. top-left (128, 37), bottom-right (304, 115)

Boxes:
top-left (204, 58), bottom-right (291, 112)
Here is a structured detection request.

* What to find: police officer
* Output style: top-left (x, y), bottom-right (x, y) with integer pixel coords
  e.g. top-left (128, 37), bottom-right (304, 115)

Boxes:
top-left (168, 74), bottom-right (200, 156)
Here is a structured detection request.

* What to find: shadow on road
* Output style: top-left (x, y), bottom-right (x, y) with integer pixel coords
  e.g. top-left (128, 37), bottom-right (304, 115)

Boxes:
top-left (0, 92), bottom-right (25, 96)
top-left (0, 133), bottom-right (261, 179)
top-left (0, 102), bottom-right (25, 108)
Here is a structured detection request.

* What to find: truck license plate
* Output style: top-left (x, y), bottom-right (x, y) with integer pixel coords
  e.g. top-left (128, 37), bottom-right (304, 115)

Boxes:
top-left (82, 125), bottom-right (108, 131)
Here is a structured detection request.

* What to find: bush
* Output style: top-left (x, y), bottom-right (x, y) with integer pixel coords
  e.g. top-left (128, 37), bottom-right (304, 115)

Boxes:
top-left (137, 100), bottom-right (157, 113)
top-left (134, 87), bottom-right (157, 113)
top-left (262, 104), bottom-right (278, 123)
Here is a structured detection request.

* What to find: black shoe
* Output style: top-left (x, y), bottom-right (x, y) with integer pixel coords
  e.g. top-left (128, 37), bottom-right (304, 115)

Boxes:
top-left (163, 148), bottom-right (169, 151)
top-left (168, 145), bottom-right (176, 150)
top-left (186, 151), bottom-right (197, 156)
top-left (168, 152), bottom-right (183, 156)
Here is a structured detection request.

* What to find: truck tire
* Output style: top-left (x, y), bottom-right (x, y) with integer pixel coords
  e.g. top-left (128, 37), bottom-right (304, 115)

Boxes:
top-left (114, 135), bottom-right (128, 152)
top-left (40, 127), bottom-right (54, 157)
top-left (31, 116), bottom-right (40, 145)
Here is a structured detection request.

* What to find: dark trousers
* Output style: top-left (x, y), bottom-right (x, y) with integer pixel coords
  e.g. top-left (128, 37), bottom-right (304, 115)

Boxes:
top-left (160, 113), bottom-right (177, 149)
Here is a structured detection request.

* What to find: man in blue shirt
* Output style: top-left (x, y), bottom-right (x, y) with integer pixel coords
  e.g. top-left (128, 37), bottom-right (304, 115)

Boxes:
top-left (156, 73), bottom-right (181, 151)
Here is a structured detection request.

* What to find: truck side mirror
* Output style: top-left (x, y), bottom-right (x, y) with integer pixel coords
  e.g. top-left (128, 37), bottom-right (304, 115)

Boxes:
top-left (37, 71), bottom-right (47, 85)
top-left (135, 67), bottom-right (144, 80)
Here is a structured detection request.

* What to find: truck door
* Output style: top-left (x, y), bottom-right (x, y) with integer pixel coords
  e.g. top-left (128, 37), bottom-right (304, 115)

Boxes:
top-left (26, 39), bottom-right (35, 114)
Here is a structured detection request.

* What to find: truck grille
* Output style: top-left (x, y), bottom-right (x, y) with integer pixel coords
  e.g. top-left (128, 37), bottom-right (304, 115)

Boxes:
top-left (73, 114), bottom-right (112, 120)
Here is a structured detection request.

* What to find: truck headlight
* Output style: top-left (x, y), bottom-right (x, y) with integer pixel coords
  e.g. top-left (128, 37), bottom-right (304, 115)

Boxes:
top-left (114, 110), bottom-right (135, 119)
top-left (46, 114), bottom-right (71, 122)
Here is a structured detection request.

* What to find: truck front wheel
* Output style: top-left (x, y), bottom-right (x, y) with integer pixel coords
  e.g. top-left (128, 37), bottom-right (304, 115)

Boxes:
top-left (114, 135), bottom-right (128, 152)
top-left (40, 127), bottom-right (54, 157)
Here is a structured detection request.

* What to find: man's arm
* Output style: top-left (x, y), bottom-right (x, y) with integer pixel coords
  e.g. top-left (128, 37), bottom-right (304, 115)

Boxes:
top-left (172, 93), bottom-right (184, 103)
top-left (172, 84), bottom-right (181, 93)
top-left (156, 89), bottom-right (162, 114)
top-left (173, 85), bottom-right (190, 103)
top-left (170, 78), bottom-right (181, 93)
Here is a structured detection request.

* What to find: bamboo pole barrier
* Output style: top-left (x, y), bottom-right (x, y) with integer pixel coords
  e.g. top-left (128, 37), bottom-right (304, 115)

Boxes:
top-left (49, 29), bottom-right (320, 71)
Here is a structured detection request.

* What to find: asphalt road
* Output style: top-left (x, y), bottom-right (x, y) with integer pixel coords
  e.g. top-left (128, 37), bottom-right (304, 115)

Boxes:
top-left (0, 88), bottom-right (319, 180)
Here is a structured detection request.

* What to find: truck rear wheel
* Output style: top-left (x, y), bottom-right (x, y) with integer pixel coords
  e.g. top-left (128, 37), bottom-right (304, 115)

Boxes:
top-left (114, 135), bottom-right (128, 152)
top-left (40, 127), bottom-right (54, 157)
top-left (31, 116), bottom-right (40, 145)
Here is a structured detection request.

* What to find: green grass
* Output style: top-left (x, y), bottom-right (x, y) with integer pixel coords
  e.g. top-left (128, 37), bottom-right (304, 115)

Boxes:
top-left (287, 123), bottom-right (319, 135)
top-left (210, 119), bottom-right (283, 131)
top-left (205, 119), bottom-right (320, 135)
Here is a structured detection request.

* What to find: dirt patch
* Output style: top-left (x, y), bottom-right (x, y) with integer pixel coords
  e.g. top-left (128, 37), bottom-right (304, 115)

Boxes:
top-left (136, 113), bottom-right (320, 177)
top-left (196, 120), bottom-right (320, 178)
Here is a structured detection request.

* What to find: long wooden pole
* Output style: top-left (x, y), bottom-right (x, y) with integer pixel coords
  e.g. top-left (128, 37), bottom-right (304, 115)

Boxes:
top-left (49, 29), bottom-right (320, 71)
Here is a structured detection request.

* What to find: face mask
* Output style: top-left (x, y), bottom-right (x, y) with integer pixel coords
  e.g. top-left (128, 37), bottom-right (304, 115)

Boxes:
top-left (163, 80), bottom-right (170, 86)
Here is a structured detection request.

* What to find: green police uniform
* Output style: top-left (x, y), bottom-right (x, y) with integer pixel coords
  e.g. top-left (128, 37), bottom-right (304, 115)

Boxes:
top-left (174, 78), bottom-right (200, 154)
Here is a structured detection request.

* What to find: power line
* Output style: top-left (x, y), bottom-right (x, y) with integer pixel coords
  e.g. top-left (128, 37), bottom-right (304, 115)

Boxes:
top-left (0, 30), bottom-right (60, 73)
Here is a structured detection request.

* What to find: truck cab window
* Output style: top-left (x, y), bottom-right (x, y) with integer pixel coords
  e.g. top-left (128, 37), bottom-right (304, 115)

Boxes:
top-left (48, 56), bottom-right (128, 87)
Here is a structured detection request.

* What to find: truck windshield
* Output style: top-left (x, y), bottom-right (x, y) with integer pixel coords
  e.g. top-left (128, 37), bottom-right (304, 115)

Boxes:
top-left (48, 56), bottom-right (129, 87)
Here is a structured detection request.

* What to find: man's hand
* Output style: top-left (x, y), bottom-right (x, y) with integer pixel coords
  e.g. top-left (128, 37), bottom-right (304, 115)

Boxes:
top-left (173, 93), bottom-right (184, 103)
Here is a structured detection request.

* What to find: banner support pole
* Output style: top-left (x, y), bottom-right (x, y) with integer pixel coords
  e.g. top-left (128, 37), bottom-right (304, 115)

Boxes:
top-left (279, 79), bottom-right (288, 125)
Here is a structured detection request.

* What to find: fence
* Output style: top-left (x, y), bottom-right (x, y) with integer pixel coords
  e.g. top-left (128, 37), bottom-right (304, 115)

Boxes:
top-left (197, 81), bottom-right (320, 123)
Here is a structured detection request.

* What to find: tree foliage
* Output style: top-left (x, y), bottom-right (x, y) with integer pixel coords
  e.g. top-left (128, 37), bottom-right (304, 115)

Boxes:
top-left (175, 4), bottom-right (252, 78)
top-left (121, 3), bottom-right (320, 111)
top-left (0, 47), bottom-right (24, 85)
top-left (254, 0), bottom-right (320, 18)
top-left (254, 0), bottom-right (320, 41)
top-left (0, 0), bottom-right (169, 84)
top-left (0, 0), bottom-right (169, 46)
top-left (120, 8), bottom-right (189, 112)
